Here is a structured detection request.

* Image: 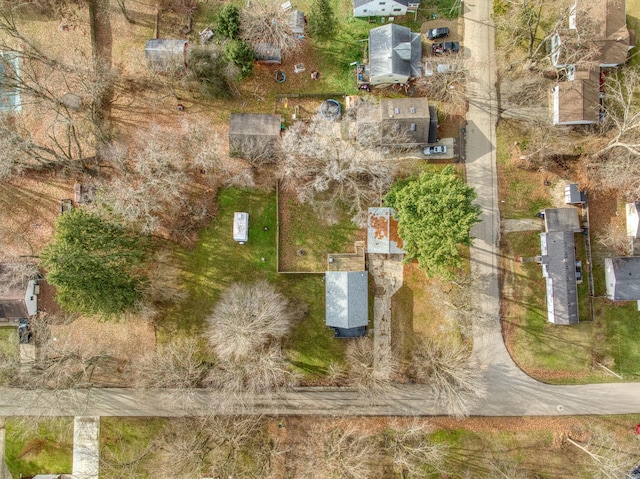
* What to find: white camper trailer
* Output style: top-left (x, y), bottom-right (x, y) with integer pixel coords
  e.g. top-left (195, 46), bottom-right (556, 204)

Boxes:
top-left (233, 212), bottom-right (249, 244)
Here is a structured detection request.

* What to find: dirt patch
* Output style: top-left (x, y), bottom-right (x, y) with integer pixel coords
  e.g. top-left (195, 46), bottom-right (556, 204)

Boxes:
top-left (0, 173), bottom-right (76, 257)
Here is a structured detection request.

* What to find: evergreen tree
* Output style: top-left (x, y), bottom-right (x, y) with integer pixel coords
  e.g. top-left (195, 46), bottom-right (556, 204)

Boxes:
top-left (224, 39), bottom-right (254, 78)
top-left (216, 4), bottom-right (240, 40)
top-left (385, 166), bottom-right (481, 278)
top-left (41, 209), bottom-right (151, 315)
top-left (308, 0), bottom-right (336, 40)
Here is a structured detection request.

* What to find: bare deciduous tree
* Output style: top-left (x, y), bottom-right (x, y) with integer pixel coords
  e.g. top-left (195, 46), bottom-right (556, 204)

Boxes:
top-left (205, 281), bottom-right (293, 361)
top-left (206, 344), bottom-right (298, 394)
top-left (345, 337), bottom-right (396, 399)
top-left (240, 0), bottom-right (302, 57)
top-left (279, 114), bottom-right (397, 226)
top-left (147, 415), bottom-right (272, 479)
top-left (0, 260), bottom-right (39, 296)
top-left (587, 66), bottom-right (640, 199)
top-left (299, 421), bottom-right (376, 479)
top-left (383, 419), bottom-right (448, 478)
top-left (414, 58), bottom-right (468, 116)
top-left (137, 337), bottom-right (209, 392)
top-left (409, 336), bottom-right (486, 418)
top-left (564, 425), bottom-right (639, 479)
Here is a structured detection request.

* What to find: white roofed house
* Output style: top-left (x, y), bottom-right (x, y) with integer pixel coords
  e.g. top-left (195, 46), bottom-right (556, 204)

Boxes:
top-left (325, 271), bottom-right (369, 338)
top-left (353, 0), bottom-right (413, 17)
top-left (626, 201), bottom-right (640, 238)
top-left (367, 24), bottom-right (422, 86)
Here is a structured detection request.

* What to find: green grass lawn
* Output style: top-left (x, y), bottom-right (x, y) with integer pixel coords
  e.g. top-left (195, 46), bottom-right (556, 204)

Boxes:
top-left (100, 417), bottom-right (166, 479)
top-left (279, 195), bottom-right (360, 272)
top-left (0, 327), bottom-right (18, 357)
top-left (159, 187), bottom-right (346, 380)
top-left (5, 418), bottom-right (73, 478)
top-left (497, 123), bottom-right (552, 219)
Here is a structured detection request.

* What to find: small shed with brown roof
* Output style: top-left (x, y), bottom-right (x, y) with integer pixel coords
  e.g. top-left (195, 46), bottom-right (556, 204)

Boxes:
top-left (367, 207), bottom-right (405, 254)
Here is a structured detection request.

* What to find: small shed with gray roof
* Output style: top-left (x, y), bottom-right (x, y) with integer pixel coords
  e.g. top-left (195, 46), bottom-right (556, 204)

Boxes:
top-left (145, 39), bottom-right (189, 72)
top-left (368, 23), bottom-right (422, 85)
top-left (367, 207), bottom-right (405, 254)
top-left (229, 113), bottom-right (281, 158)
top-left (605, 256), bottom-right (640, 301)
top-left (325, 271), bottom-right (368, 338)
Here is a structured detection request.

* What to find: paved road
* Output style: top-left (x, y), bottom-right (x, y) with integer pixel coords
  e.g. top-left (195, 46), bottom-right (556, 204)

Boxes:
top-left (0, 2), bottom-right (639, 420)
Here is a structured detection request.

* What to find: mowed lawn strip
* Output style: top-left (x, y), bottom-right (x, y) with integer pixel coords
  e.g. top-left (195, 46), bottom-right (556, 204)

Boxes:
top-left (5, 418), bottom-right (73, 478)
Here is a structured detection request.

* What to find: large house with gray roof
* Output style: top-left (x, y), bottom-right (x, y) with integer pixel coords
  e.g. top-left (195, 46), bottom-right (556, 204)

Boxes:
top-left (367, 24), bottom-right (422, 85)
top-left (538, 208), bottom-right (583, 325)
top-left (605, 256), bottom-right (640, 302)
top-left (325, 271), bottom-right (369, 338)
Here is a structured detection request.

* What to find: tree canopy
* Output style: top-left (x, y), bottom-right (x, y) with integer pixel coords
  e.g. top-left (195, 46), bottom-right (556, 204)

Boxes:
top-left (308, 0), bottom-right (336, 40)
top-left (40, 209), bottom-right (151, 315)
top-left (216, 4), bottom-right (240, 40)
top-left (384, 166), bottom-right (481, 278)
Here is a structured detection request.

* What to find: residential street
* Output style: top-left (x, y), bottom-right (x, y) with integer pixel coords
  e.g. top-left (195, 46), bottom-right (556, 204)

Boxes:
top-left (0, 2), bottom-right (639, 420)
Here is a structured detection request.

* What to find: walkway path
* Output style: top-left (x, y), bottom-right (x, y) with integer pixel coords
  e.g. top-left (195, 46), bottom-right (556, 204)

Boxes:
top-left (369, 254), bottom-right (404, 375)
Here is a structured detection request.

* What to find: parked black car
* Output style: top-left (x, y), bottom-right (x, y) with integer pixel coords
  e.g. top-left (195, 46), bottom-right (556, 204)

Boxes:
top-left (427, 27), bottom-right (450, 40)
top-left (18, 318), bottom-right (32, 344)
top-left (432, 42), bottom-right (460, 55)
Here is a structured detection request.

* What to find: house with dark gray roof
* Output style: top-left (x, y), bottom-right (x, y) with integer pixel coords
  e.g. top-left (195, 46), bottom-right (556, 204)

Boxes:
top-left (605, 256), bottom-right (640, 301)
top-left (367, 207), bottom-right (405, 254)
top-left (229, 113), bottom-right (281, 158)
top-left (353, 0), bottom-right (414, 17)
top-left (538, 208), bottom-right (582, 325)
top-left (542, 207), bottom-right (582, 233)
top-left (356, 98), bottom-right (434, 146)
top-left (368, 24), bottom-right (422, 85)
top-left (325, 271), bottom-right (369, 338)
top-left (0, 278), bottom-right (38, 325)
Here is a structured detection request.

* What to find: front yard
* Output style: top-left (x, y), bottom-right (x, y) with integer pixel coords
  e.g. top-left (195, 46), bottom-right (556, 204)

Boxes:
top-left (498, 122), bottom-right (640, 383)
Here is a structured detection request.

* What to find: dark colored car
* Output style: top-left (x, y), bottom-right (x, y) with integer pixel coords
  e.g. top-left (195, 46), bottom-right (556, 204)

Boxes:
top-left (18, 318), bottom-right (32, 344)
top-left (432, 42), bottom-right (460, 55)
top-left (427, 27), bottom-right (450, 40)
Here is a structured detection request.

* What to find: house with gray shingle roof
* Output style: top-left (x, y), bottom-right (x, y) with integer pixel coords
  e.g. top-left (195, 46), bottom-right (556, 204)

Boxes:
top-left (368, 24), bottom-right (422, 85)
top-left (605, 256), bottom-right (640, 301)
top-left (325, 271), bottom-right (368, 338)
top-left (538, 208), bottom-right (582, 325)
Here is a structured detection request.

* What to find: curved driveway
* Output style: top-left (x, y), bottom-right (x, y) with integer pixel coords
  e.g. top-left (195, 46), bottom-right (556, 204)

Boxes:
top-left (0, 2), bottom-right (639, 419)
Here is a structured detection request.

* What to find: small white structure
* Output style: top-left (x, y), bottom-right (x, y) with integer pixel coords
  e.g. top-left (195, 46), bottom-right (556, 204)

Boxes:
top-left (353, 0), bottom-right (414, 17)
top-left (233, 212), bottom-right (249, 244)
top-left (626, 201), bottom-right (640, 238)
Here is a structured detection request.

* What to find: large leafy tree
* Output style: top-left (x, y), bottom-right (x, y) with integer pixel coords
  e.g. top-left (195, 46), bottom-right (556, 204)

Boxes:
top-left (41, 209), bottom-right (150, 315)
top-left (385, 166), bottom-right (481, 278)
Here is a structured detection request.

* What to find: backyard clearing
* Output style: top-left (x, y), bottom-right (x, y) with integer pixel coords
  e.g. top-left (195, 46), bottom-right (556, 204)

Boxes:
top-left (0, 174), bottom-right (75, 257)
